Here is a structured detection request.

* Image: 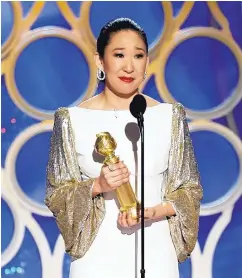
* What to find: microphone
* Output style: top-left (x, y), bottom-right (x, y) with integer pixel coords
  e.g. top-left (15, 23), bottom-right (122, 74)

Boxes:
top-left (129, 94), bottom-right (147, 278)
top-left (130, 94), bottom-right (147, 123)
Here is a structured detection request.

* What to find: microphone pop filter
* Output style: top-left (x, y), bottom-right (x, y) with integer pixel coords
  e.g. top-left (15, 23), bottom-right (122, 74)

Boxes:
top-left (129, 94), bottom-right (147, 119)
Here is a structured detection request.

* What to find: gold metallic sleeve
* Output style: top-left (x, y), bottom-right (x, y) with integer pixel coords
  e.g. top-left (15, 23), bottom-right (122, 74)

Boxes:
top-left (163, 103), bottom-right (203, 263)
top-left (45, 107), bottom-right (105, 260)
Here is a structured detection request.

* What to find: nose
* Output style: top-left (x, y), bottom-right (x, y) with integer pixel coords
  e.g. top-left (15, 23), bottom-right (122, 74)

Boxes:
top-left (123, 58), bottom-right (134, 74)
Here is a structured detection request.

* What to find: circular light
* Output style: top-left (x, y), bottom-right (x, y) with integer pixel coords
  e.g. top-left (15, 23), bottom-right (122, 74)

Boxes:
top-left (5, 121), bottom-right (54, 216)
top-left (5, 27), bottom-right (97, 120)
top-left (1, 170), bottom-right (25, 267)
top-left (156, 28), bottom-right (242, 120)
top-left (189, 120), bottom-right (242, 215)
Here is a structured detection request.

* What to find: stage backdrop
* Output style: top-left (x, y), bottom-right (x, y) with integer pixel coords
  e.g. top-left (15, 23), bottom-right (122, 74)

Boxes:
top-left (1, 1), bottom-right (242, 278)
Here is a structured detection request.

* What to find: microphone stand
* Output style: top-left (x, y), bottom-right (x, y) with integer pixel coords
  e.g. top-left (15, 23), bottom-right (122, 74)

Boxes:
top-left (137, 112), bottom-right (145, 278)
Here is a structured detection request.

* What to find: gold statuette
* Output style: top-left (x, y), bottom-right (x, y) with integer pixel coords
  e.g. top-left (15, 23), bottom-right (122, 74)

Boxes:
top-left (95, 132), bottom-right (139, 219)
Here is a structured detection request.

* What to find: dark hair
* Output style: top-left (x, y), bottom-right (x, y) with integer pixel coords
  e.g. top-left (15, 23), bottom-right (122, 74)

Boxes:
top-left (97, 18), bottom-right (148, 59)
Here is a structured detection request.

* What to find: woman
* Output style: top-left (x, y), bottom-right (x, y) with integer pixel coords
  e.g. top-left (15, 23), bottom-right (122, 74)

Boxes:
top-left (45, 18), bottom-right (203, 278)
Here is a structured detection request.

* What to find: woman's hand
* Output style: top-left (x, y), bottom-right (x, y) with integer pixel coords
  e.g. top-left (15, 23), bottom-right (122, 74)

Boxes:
top-left (117, 202), bottom-right (176, 226)
top-left (118, 207), bottom-right (156, 229)
top-left (93, 161), bottom-right (130, 196)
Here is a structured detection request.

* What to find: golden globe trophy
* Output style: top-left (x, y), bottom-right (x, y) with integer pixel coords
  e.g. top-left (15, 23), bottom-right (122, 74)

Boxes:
top-left (95, 132), bottom-right (140, 219)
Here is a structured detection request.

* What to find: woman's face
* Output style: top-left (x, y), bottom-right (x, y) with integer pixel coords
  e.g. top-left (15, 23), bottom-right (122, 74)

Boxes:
top-left (96, 30), bottom-right (149, 96)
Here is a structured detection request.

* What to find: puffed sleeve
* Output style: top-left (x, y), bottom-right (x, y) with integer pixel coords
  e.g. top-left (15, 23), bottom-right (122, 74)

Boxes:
top-left (44, 107), bottom-right (105, 260)
top-left (163, 103), bottom-right (203, 263)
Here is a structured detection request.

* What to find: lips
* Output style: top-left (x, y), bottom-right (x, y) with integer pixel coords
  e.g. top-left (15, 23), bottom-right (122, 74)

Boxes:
top-left (119, 77), bottom-right (134, 83)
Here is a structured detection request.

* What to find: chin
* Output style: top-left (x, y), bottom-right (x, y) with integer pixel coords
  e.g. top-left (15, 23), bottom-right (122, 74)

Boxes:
top-left (107, 82), bottom-right (138, 97)
top-left (115, 87), bottom-right (138, 97)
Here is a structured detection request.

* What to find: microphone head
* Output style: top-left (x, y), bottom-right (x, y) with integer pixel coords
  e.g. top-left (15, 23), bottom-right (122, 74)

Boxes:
top-left (130, 94), bottom-right (147, 119)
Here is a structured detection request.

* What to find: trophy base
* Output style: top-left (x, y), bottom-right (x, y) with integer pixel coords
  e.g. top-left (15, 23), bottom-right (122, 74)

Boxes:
top-left (120, 202), bottom-right (141, 220)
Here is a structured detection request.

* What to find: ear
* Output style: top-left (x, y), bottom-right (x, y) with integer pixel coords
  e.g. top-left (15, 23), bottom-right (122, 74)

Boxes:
top-left (94, 53), bottom-right (104, 71)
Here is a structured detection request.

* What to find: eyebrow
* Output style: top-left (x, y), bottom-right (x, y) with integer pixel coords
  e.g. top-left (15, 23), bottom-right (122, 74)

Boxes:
top-left (112, 47), bottom-right (145, 52)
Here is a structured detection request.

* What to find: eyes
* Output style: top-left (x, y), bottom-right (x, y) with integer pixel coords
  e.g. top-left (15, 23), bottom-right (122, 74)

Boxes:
top-left (114, 53), bottom-right (144, 59)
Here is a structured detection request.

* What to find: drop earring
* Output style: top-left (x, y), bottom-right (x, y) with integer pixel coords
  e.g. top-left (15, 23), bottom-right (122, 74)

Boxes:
top-left (97, 68), bottom-right (105, 81)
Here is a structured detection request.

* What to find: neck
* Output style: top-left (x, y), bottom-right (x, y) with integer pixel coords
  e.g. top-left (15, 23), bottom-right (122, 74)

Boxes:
top-left (101, 87), bottom-right (140, 110)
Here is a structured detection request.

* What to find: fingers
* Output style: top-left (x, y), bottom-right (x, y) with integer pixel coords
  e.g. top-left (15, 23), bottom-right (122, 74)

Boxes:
top-left (99, 161), bottom-right (131, 193)
top-left (127, 211), bottom-right (136, 227)
top-left (108, 168), bottom-right (130, 179)
top-left (108, 172), bottom-right (129, 183)
top-left (102, 162), bottom-right (130, 188)
top-left (102, 161), bottom-right (128, 175)
top-left (108, 179), bottom-right (130, 189)
top-left (105, 171), bottom-right (130, 188)
top-left (118, 212), bottom-right (122, 226)
top-left (118, 208), bottom-right (156, 230)
top-left (120, 212), bottom-right (129, 228)
top-left (118, 211), bottom-right (137, 228)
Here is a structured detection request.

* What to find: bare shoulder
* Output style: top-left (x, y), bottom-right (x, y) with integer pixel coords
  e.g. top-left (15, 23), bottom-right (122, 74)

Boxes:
top-left (142, 94), bottom-right (161, 107)
top-left (77, 94), bottom-right (103, 109)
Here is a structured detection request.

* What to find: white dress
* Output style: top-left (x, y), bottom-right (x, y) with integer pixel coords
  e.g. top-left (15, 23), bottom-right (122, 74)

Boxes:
top-left (68, 103), bottom-right (179, 278)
